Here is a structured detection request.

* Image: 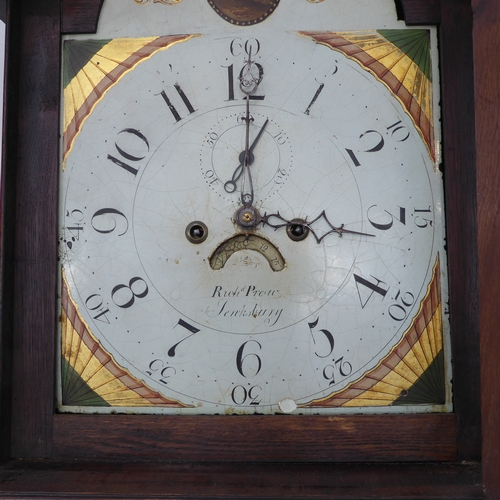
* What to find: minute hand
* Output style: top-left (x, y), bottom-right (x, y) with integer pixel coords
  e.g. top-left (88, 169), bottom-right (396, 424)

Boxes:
top-left (224, 118), bottom-right (269, 193)
top-left (261, 210), bottom-right (375, 243)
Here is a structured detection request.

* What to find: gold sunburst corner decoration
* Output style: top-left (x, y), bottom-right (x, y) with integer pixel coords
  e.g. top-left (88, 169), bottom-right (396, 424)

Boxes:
top-left (303, 255), bottom-right (445, 408)
top-left (60, 270), bottom-right (190, 408)
top-left (299, 29), bottom-right (436, 161)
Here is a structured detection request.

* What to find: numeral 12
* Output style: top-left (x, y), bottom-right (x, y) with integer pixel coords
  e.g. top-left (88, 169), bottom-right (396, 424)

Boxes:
top-left (222, 64), bottom-right (265, 101)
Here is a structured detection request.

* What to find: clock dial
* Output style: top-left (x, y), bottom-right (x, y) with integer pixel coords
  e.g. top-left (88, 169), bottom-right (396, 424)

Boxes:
top-left (59, 27), bottom-right (450, 414)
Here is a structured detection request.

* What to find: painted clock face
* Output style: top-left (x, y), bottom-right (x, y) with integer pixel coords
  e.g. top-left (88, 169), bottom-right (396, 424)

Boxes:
top-left (59, 14), bottom-right (450, 414)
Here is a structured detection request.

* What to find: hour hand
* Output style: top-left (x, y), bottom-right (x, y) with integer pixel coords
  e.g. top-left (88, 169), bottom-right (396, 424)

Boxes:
top-left (224, 118), bottom-right (269, 194)
top-left (261, 210), bottom-right (375, 243)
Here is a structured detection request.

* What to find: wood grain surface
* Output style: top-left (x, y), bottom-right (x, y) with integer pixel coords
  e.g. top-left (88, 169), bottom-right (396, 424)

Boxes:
top-left (53, 414), bottom-right (458, 462)
top-left (0, 460), bottom-right (483, 499)
top-left (439, 0), bottom-right (482, 462)
top-left (61, 0), bottom-right (103, 34)
top-left (0, 0), bottom-right (497, 497)
top-left (8, 0), bottom-right (60, 458)
top-left (472, 0), bottom-right (500, 498)
top-left (399, 0), bottom-right (440, 24)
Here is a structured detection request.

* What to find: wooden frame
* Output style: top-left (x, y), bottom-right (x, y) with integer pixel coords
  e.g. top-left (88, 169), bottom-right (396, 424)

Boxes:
top-left (0, 0), bottom-right (497, 496)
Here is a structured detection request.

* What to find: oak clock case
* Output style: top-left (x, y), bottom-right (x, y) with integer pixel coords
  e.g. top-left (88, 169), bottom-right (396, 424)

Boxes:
top-left (59, 3), bottom-right (449, 415)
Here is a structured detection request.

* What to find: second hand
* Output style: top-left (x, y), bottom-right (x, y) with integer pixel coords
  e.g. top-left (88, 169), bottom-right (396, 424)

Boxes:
top-left (224, 117), bottom-right (269, 194)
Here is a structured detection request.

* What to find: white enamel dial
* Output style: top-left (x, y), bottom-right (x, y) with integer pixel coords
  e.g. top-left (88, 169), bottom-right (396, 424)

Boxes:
top-left (60, 30), bottom-right (445, 414)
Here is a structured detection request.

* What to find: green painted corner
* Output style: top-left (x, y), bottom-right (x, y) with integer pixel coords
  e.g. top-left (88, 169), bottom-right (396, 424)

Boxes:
top-left (392, 349), bottom-right (445, 406)
top-left (378, 29), bottom-right (432, 81)
top-left (61, 357), bottom-right (110, 406)
top-left (63, 39), bottom-right (112, 89)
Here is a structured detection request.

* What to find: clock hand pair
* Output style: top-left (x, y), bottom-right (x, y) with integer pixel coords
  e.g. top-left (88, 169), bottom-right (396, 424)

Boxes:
top-left (224, 118), bottom-right (269, 194)
top-left (261, 210), bottom-right (375, 243)
top-left (237, 47), bottom-right (263, 208)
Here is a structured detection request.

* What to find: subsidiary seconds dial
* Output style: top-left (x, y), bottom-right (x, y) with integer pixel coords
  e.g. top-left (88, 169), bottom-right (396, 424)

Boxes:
top-left (200, 112), bottom-right (292, 203)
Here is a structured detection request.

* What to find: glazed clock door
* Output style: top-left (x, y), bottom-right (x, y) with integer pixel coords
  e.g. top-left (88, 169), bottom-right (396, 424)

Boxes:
top-left (58, 0), bottom-right (451, 416)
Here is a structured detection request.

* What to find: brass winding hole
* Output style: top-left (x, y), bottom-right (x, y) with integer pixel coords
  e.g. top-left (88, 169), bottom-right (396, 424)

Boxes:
top-left (185, 221), bottom-right (208, 244)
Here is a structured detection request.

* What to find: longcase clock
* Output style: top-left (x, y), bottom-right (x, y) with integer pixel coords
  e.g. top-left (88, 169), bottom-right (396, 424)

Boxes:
top-left (0, 0), bottom-right (491, 497)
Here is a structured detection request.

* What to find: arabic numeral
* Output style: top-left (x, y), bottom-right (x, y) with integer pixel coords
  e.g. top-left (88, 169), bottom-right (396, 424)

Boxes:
top-left (353, 273), bottom-right (389, 308)
top-left (222, 64), bottom-right (236, 101)
top-left (160, 84), bottom-right (197, 123)
top-left (335, 357), bottom-right (353, 377)
top-left (308, 318), bottom-right (334, 358)
top-left (346, 120), bottom-right (409, 167)
top-left (85, 293), bottom-right (111, 324)
top-left (83, 277), bottom-right (149, 325)
top-left (146, 359), bottom-right (163, 376)
top-left (167, 319), bottom-right (202, 358)
top-left (304, 82), bottom-right (325, 115)
top-left (203, 169), bottom-right (219, 186)
top-left (388, 290), bottom-right (416, 322)
top-left (107, 128), bottom-right (150, 177)
top-left (414, 207), bottom-right (433, 228)
top-left (224, 38), bottom-right (265, 101)
top-left (231, 385), bottom-right (262, 405)
top-left (274, 168), bottom-right (287, 185)
top-left (66, 207), bottom-right (130, 243)
top-left (346, 130), bottom-right (384, 167)
top-left (322, 358), bottom-right (353, 386)
top-left (158, 366), bottom-right (176, 385)
top-left (65, 209), bottom-right (84, 249)
top-left (223, 64), bottom-right (265, 101)
top-left (91, 208), bottom-right (129, 236)
top-left (303, 65), bottom-right (338, 115)
top-left (368, 205), bottom-right (433, 231)
top-left (229, 38), bottom-right (261, 58)
top-left (308, 317), bottom-right (353, 387)
top-left (236, 340), bottom-right (262, 378)
top-left (146, 359), bottom-right (176, 385)
top-left (65, 209), bottom-right (84, 236)
top-left (367, 205), bottom-right (406, 231)
top-left (111, 277), bottom-right (149, 309)
top-left (206, 132), bottom-right (219, 147)
top-left (387, 120), bottom-right (410, 142)
top-left (273, 132), bottom-right (287, 145)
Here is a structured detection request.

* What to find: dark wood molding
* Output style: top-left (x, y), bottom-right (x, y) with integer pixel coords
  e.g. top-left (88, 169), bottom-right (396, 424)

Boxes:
top-left (398, 0), bottom-right (441, 24)
top-left (439, 0), bottom-right (482, 461)
top-left (53, 414), bottom-right (457, 462)
top-left (0, 461), bottom-right (483, 499)
top-left (61, 0), bottom-right (104, 34)
top-left (8, 0), bottom-right (60, 459)
top-left (0, 0), bottom-right (21, 461)
top-left (472, 0), bottom-right (500, 497)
